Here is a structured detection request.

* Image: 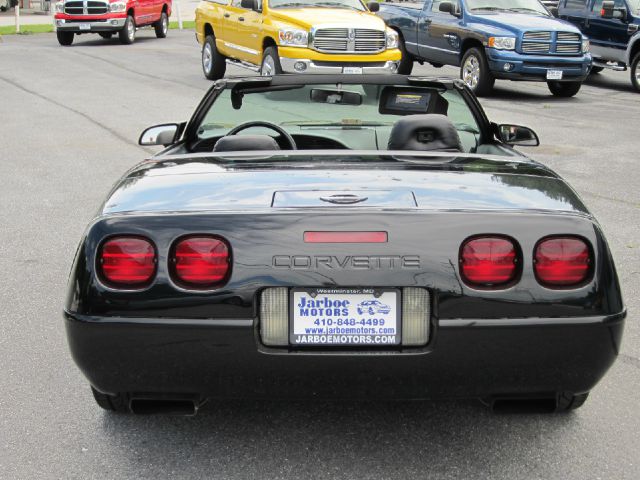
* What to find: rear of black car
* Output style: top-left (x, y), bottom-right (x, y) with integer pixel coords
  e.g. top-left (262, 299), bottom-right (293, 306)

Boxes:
top-left (63, 159), bottom-right (625, 413)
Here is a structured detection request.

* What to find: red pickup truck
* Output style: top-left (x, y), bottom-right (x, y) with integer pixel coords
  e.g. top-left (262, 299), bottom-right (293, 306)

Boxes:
top-left (54, 0), bottom-right (172, 46)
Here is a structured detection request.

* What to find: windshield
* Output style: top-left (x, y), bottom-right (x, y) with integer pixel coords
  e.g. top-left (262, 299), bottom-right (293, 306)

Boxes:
top-left (465, 0), bottom-right (549, 15)
top-left (268, 0), bottom-right (366, 10)
top-left (195, 83), bottom-right (482, 153)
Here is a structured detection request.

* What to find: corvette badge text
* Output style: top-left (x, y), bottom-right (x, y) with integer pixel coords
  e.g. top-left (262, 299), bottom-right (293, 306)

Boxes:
top-left (273, 255), bottom-right (421, 270)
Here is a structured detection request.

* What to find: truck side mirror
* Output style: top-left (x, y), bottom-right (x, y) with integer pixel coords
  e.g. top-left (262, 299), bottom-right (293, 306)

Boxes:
top-left (549, 6), bottom-right (559, 17)
top-left (601, 0), bottom-right (626, 20)
top-left (496, 124), bottom-right (539, 147)
top-left (368, 1), bottom-right (380, 12)
top-left (240, 0), bottom-right (258, 11)
top-left (439, 2), bottom-right (460, 17)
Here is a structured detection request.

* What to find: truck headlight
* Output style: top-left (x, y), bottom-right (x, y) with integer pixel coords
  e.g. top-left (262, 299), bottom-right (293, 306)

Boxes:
top-left (109, 1), bottom-right (127, 12)
top-left (386, 29), bottom-right (399, 49)
top-left (55, 1), bottom-right (64, 13)
top-left (278, 29), bottom-right (308, 47)
top-left (488, 36), bottom-right (516, 50)
top-left (582, 39), bottom-right (590, 53)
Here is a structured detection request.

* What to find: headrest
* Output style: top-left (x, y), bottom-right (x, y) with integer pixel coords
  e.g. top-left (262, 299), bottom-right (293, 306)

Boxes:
top-left (387, 114), bottom-right (463, 152)
top-left (213, 135), bottom-right (280, 152)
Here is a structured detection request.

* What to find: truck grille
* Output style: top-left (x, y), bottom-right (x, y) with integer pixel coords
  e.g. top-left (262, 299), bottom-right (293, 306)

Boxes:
top-left (521, 31), bottom-right (582, 55)
top-left (64, 0), bottom-right (108, 15)
top-left (313, 28), bottom-right (386, 53)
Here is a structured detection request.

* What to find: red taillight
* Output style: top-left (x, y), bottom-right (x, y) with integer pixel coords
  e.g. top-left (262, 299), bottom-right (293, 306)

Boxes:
top-left (460, 236), bottom-right (519, 287)
top-left (534, 236), bottom-right (591, 287)
top-left (171, 236), bottom-right (231, 288)
top-left (99, 236), bottom-right (156, 288)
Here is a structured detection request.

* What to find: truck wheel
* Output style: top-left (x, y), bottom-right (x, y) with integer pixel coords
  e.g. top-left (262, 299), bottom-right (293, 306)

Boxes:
top-left (154, 11), bottom-right (168, 39)
top-left (98, 32), bottom-right (113, 39)
top-left (119, 15), bottom-right (136, 45)
top-left (396, 36), bottom-right (413, 75)
top-left (56, 31), bottom-right (74, 46)
top-left (202, 35), bottom-right (226, 80)
top-left (590, 66), bottom-right (604, 74)
top-left (631, 52), bottom-right (640, 92)
top-left (261, 46), bottom-right (283, 76)
top-left (91, 387), bottom-right (130, 413)
top-left (547, 80), bottom-right (581, 97)
top-left (555, 392), bottom-right (589, 412)
top-left (460, 47), bottom-right (495, 96)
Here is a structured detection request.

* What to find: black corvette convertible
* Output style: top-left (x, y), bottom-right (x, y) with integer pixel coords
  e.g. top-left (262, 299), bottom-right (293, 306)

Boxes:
top-left (64, 75), bottom-right (625, 414)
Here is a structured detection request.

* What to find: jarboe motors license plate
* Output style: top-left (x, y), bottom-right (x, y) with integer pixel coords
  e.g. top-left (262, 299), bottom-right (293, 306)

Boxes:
top-left (290, 288), bottom-right (400, 346)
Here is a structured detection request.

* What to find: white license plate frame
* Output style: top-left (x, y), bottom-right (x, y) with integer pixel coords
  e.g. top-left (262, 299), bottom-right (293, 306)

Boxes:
top-left (546, 69), bottom-right (563, 80)
top-left (290, 288), bottom-right (401, 346)
top-left (79, 23), bottom-right (91, 31)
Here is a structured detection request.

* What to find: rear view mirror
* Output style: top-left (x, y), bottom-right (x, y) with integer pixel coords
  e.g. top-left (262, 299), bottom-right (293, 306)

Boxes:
top-left (497, 124), bottom-right (540, 147)
top-left (367, 1), bottom-right (380, 12)
top-left (139, 123), bottom-right (180, 146)
top-left (310, 89), bottom-right (363, 106)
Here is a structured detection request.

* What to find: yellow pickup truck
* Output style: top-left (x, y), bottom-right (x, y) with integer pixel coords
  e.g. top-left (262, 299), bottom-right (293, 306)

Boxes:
top-left (195, 0), bottom-right (402, 79)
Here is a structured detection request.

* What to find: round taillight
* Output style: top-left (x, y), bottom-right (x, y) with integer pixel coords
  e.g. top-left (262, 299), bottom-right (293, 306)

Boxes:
top-left (99, 236), bottom-right (156, 288)
top-left (171, 236), bottom-right (231, 289)
top-left (460, 236), bottom-right (519, 288)
top-left (534, 236), bottom-right (592, 287)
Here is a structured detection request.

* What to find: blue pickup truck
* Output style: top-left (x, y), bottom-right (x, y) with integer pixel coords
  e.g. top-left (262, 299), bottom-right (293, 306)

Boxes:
top-left (378, 0), bottom-right (592, 96)
top-left (558, 0), bottom-right (640, 91)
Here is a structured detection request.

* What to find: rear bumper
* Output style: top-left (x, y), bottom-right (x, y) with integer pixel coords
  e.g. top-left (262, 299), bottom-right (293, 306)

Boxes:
top-left (65, 310), bottom-right (625, 400)
top-left (487, 48), bottom-right (591, 82)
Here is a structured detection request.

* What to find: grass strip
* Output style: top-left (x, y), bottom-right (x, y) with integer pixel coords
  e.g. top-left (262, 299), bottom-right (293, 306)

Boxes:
top-left (0, 19), bottom-right (195, 36)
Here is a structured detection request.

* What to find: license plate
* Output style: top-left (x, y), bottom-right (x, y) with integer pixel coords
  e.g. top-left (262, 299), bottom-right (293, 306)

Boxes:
top-left (546, 69), bottom-right (563, 80)
top-left (342, 66), bottom-right (363, 74)
top-left (290, 288), bottom-right (400, 346)
top-left (79, 23), bottom-right (91, 30)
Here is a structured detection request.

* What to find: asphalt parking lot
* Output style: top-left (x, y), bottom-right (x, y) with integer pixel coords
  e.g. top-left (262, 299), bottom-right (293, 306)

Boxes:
top-left (0, 29), bottom-right (638, 479)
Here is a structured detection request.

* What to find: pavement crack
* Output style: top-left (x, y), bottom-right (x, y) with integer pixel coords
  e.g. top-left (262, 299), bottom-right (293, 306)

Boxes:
top-left (581, 191), bottom-right (640, 208)
top-left (66, 49), bottom-right (203, 91)
top-left (618, 353), bottom-right (640, 370)
top-left (0, 75), bottom-right (154, 153)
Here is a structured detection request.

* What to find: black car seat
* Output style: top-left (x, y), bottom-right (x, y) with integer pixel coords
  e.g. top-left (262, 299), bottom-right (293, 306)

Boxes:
top-left (387, 114), bottom-right (463, 152)
top-left (213, 135), bottom-right (280, 152)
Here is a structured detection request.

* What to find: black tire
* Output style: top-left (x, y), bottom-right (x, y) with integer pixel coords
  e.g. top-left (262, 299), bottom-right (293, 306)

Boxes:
top-left (260, 46), bottom-right (283, 76)
top-left (0, 6), bottom-right (7, 12)
top-left (91, 387), bottom-right (130, 413)
top-left (98, 32), bottom-right (113, 39)
top-left (590, 66), bottom-right (604, 74)
top-left (396, 35), bottom-right (413, 75)
top-left (555, 392), bottom-right (589, 412)
top-left (547, 80), bottom-right (582, 97)
top-left (154, 11), bottom-right (168, 39)
top-left (56, 30), bottom-right (74, 46)
top-left (631, 52), bottom-right (640, 92)
top-left (119, 15), bottom-right (136, 45)
top-left (460, 47), bottom-right (495, 96)
top-left (202, 34), bottom-right (226, 80)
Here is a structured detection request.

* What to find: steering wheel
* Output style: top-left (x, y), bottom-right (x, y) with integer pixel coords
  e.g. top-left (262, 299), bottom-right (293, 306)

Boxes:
top-left (226, 121), bottom-right (297, 150)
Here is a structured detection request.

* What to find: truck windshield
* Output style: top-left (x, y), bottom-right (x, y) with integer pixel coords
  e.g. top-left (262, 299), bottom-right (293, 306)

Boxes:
top-left (466, 0), bottom-right (549, 16)
top-left (268, 0), bottom-right (366, 10)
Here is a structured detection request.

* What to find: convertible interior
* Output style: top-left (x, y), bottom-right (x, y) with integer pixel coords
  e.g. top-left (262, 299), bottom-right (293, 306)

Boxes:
top-left (187, 81), bottom-right (514, 157)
